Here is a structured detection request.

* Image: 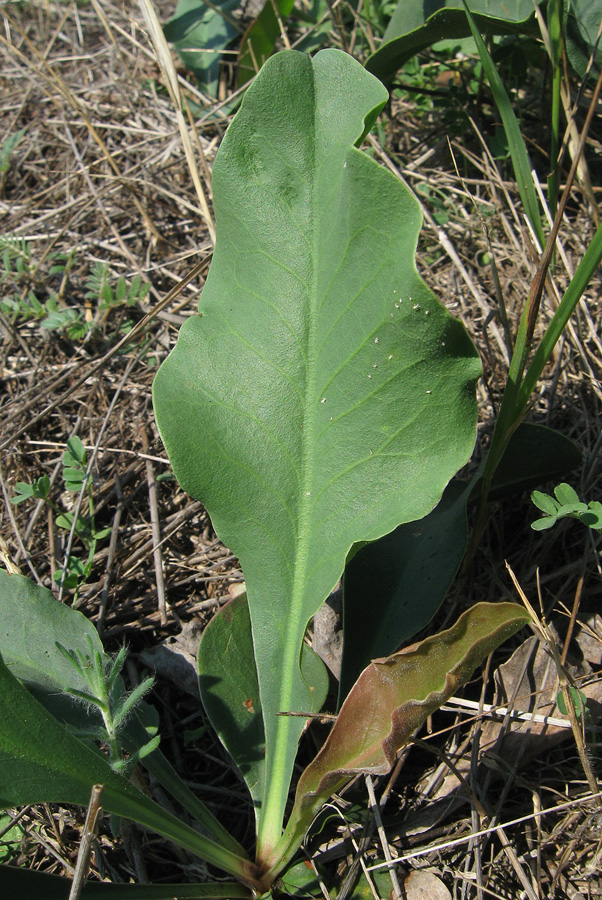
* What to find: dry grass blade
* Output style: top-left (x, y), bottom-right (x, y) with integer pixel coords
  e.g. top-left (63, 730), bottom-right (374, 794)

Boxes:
top-left (506, 563), bottom-right (601, 806)
top-left (137, 0), bottom-right (216, 244)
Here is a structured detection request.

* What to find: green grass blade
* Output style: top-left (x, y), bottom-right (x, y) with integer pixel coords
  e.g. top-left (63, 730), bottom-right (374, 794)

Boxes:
top-left (462, 0), bottom-right (545, 251)
top-left (516, 219), bottom-right (602, 410)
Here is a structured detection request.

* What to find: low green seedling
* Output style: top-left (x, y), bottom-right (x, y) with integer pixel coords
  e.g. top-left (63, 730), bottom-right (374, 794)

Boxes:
top-left (0, 233), bottom-right (33, 284)
top-left (0, 241), bottom-right (149, 341)
top-left (55, 636), bottom-right (159, 774)
top-left (85, 262), bottom-right (151, 313)
top-left (11, 436), bottom-right (111, 595)
top-left (531, 483), bottom-right (602, 532)
top-left (0, 129), bottom-right (24, 177)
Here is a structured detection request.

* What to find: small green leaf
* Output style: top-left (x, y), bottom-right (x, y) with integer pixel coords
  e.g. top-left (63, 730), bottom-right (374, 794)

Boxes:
top-left (554, 483), bottom-right (580, 506)
top-left (10, 482), bottom-right (34, 504)
top-left (132, 734), bottom-right (161, 762)
top-left (112, 677), bottom-right (155, 730)
top-left (116, 276), bottom-right (127, 303)
top-left (580, 501), bottom-right (602, 529)
top-left (0, 813), bottom-right (23, 864)
top-left (531, 516), bottom-right (558, 531)
top-left (30, 475), bottom-right (51, 500)
top-left (531, 490), bottom-right (560, 516)
top-left (52, 571), bottom-right (83, 591)
top-left (557, 686), bottom-right (588, 722)
top-left (65, 436), bottom-right (87, 465)
top-left (63, 467), bottom-right (86, 487)
top-left (130, 274), bottom-right (142, 296)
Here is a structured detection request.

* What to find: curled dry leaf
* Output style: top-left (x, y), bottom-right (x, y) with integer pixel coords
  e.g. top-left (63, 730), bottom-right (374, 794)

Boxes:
top-left (265, 601), bottom-right (529, 875)
top-left (404, 869), bottom-right (452, 900)
top-left (426, 629), bottom-right (602, 819)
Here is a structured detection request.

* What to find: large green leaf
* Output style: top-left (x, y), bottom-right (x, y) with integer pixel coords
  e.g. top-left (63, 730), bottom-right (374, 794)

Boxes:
top-left (340, 479), bottom-right (471, 701)
top-left (487, 422), bottom-right (582, 500)
top-left (0, 569), bottom-right (104, 711)
top-left (152, 48), bottom-right (481, 857)
top-left (0, 865), bottom-right (252, 899)
top-left (565, 0), bottom-right (602, 79)
top-left (265, 602), bottom-right (530, 880)
top-left (164, 0), bottom-right (240, 97)
top-left (366, 0), bottom-right (540, 84)
top-left (198, 593), bottom-right (328, 825)
top-left (0, 654), bottom-right (258, 885)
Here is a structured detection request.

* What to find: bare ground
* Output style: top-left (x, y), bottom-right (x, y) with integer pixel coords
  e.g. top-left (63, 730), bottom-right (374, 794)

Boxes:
top-left (1, 2), bottom-right (602, 897)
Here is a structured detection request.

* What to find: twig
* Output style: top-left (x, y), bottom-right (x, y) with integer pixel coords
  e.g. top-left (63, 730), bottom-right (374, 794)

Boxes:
top-left (97, 471), bottom-right (123, 636)
top-left (68, 784), bottom-right (104, 900)
top-left (138, 0), bottom-right (216, 244)
top-left (365, 775), bottom-right (402, 900)
top-left (367, 791), bottom-right (602, 871)
top-left (146, 456), bottom-right (168, 626)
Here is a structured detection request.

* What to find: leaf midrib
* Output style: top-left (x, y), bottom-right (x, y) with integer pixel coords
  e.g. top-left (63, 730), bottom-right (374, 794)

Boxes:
top-left (259, 63), bottom-right (322, 853)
